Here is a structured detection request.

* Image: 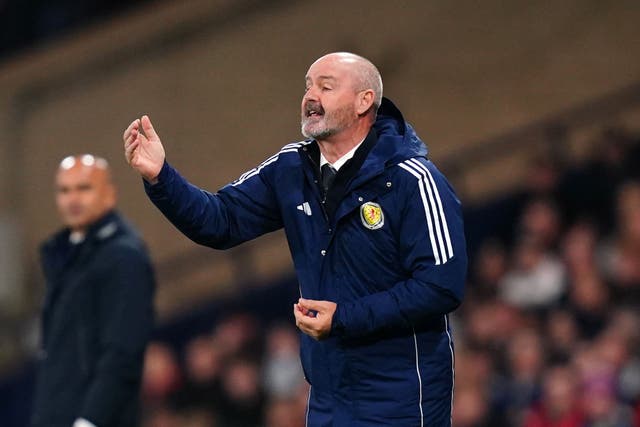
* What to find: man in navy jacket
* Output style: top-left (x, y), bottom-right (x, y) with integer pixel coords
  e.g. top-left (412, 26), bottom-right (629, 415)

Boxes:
top-left (124, 52), bottom-right (466, 426)
top-left (32, 155), bottom-right (155, 427)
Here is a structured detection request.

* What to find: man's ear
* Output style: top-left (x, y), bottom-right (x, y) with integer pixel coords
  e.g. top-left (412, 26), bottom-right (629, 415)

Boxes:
top-left (356, 90), bottom-right (375, 115)
top-left (105, 183), bottom-right (117, 210)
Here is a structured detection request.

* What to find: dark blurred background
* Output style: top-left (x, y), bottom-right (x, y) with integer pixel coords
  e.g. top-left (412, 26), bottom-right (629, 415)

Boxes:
top-left (1, 0), bottom-right (640, 426)
top-left (0, 0), bottom-right (152, 61)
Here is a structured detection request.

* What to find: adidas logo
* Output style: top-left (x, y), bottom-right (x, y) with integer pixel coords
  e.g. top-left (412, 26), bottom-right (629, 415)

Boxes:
top-left (296, 202), bottom-right (312, 216)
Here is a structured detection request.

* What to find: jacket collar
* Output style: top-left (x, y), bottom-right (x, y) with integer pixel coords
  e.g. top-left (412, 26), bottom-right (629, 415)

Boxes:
top-left (41, 210), bottom-right (122, 257)
top-left (348, 97), bottom-right (429, 190)
top-left (299, 97), bottom-right (429, 197)
top-left (40, 210), bottom-right (124, 303)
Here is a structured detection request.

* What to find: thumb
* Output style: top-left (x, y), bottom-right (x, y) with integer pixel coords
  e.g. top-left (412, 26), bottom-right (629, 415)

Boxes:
top-left (141, 115), bottom-right (159, 140)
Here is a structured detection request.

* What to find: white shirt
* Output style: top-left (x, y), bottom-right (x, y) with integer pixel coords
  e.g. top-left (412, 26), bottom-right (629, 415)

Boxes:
top-left (319, 138), bottom-right (365, 171)
top-left (69, 231), bottom-right (85, 245)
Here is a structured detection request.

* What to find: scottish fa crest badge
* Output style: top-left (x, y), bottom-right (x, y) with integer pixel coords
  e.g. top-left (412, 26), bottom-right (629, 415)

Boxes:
top-left (360, 202), bottom-right (384, 230)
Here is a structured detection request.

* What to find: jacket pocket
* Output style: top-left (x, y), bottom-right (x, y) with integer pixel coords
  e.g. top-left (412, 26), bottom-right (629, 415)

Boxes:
top-left (346, 336), bottom-right (420, 420)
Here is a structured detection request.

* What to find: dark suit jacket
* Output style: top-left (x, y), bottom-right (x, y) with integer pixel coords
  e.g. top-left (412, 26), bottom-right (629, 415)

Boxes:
top-left (31, 211), bottom-right (155, 427)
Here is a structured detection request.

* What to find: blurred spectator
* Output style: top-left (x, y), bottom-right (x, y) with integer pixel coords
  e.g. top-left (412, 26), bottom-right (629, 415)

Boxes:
top-left (464, 300), bottom-right (524, 350)
top-left (499, 236), bottom-right (566, 310)
top-left (545, 309), bottom-right (580, 364)
top-left (619, 356), bottom-right (640, 405)
top-left (601, 182), bottom-right (640, 302)
top-left (500, 329), bottom-right (545, 425)
top-left (454, 348), bottom-right (509, 426)
top-left (567, 272), bottom-right (610, 339)
top-left (452, 386), bottom-right (490, 427)
top-left (523, 364), bottom-right (584, 427)
top-left (455, 347), bottom-right (494, 390)
top-left (212, 312), bottom-right (261, 359)
top-left (142, 342), bottom-right (182, 405)
top-left (595, 331), bottom-right (630, 373)
top-left (218, 358), bottom-right (265, 427)
top-left (608, 309), bottom-right (640, 346)
top-left (172, 335), bottom-right (223, 417)
top-left (263, 398), bottom-right (305, 427)
top-left (262, 324), bottom-right (304, 399)
top-left (519, 198), bottom-right (562, 250)
top-left (469, 240), bottom-right (507, 301)
top-left (525, 155), bottom-right (563, 198)
top-left (582, 374), bottom-right (634, 427)
top-left (561, 221), bottom-right (599, 282)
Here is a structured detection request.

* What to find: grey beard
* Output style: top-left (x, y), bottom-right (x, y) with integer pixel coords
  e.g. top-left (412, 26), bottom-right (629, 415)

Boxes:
top-left (301, 119), bottom-right (335, 140)
top-left (301, 104), bottom-right (353, 139)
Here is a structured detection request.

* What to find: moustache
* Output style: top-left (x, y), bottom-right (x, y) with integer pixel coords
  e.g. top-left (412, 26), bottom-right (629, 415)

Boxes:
top-left (304, 101), bottom-right (325, 117)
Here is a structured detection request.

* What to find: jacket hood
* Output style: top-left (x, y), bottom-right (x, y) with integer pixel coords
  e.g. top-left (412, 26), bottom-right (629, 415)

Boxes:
top-left (373, 97), bottom-right (429, 165)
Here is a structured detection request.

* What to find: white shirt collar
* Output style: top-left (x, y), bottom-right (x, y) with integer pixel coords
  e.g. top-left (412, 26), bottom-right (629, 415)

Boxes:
top-left (69, 231), bottom-right (86, 245)
top-left (319, 137), bottom-right (366, 171)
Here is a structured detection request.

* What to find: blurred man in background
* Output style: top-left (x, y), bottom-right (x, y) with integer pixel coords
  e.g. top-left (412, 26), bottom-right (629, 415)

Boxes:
top-left (31, 155), bottom-right (155, 427)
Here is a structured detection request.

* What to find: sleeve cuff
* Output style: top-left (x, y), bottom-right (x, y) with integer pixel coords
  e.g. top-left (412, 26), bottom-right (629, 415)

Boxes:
top-left (143, 161), bottom-right (173, 195)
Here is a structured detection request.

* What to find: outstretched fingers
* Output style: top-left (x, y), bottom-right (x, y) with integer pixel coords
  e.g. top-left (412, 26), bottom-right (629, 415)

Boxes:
top-left (124, 139), bottom-right (139, 164)
top-left (123, 119), bottom-right (140, 146)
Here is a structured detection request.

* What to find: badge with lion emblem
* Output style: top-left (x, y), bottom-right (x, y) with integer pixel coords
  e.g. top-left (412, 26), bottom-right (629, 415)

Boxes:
top-left (360, 202), bottom-right (384, 230)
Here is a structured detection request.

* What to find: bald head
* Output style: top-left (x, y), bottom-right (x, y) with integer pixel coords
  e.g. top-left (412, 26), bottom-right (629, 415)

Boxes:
top-left (55, 154), bottom-right (116, 233)
top-left (310, 52), bottom-right (383, 112)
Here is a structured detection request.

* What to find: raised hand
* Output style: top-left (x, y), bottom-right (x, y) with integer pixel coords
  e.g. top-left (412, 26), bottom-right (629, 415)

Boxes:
top-left (123, 115), bottom-right (166, 183)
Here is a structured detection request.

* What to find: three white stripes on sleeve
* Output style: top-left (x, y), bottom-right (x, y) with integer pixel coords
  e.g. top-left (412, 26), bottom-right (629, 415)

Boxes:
top-left (398, 159), bottom-right (454, 265)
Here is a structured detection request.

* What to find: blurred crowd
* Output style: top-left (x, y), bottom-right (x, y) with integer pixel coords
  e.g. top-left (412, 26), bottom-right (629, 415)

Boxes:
top-left (140, 314), bottom-right (309, 427)
top-left (138, 127), bottom-right (640, 427)
top-left (454, 127), bottom-right (640, 427)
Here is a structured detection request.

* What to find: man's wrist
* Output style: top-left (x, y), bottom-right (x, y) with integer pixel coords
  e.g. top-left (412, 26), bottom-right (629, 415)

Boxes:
top-left (143, 174), bottom-right (159, 185)
top-left (143, 164), bottom-right (163, 185)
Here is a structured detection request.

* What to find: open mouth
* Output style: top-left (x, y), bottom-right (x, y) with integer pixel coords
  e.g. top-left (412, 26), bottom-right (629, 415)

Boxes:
top-left (305, 104), bottom-right (324, 118)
